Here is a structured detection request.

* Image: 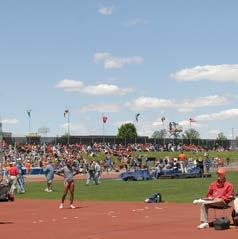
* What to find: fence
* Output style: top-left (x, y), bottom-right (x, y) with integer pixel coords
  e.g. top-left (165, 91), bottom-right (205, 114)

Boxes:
top-left (2, 135), bottom-right (236, 149)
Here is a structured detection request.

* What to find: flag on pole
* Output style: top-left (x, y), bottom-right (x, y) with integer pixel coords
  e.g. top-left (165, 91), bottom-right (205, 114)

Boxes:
top-left (64, 109), bottom-right (69, 118)
top-left (102, 115), bottom-right (108, 123)
top-left (189, 118), bottom-right (196, 128)
top-left (189, 118), bottom-right (196, 123)
top-left (169, 122), bottom-right (173, 131)
top-left (135, 113), bottom-right (140, 122)
top-left (161, 116), bottom-right (166, 123)
top-left (27, 109), bottom-right (32, 118)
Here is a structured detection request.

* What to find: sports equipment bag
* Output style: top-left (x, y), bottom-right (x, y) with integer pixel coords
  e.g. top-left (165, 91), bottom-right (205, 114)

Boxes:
top-left (213, 217), bottom-right (230, 230)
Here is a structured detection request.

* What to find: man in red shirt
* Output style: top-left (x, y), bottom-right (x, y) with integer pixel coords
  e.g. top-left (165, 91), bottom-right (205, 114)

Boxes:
top-left (193, 167), bottom-right (234, 229)
top-left (9, 162), bottom-right (19, 195)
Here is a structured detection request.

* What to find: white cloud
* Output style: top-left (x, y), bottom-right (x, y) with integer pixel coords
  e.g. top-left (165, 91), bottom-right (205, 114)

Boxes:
top-left (2, 118), bottom-right (18, 124)
top-left (98, 7), bottom-right (113, 15)
top-left (178, 120), bottom-right (201, 128)
top-left (55, 79), bottom-right (84, 92)
top-left (177, 95), bottom-right (228, 112)
top-left (115, 119), bottom-right (165, 137)
top-left (176, 109), bottom-right (238, 134)
top-left (126, 95), bottom-right (227, 111)
top-left (114, 120), bottom-right (155, 136)
top-left (114, 120), bottom-right (133, 127)
top-left (94, 52), bottom-right (144, 69)
top-left (60, 123), bottom-right (73, 130)
top-left (171, 64), bottom-right (238, 83)
top-left (80, 103), bottom-right (122, 113)
top-left (105, 56), bottom-right (143, 69)
top-left (178, 120), bottom-right (191, 126)
top-left (126, 18), bottom-right (149, 26)
top-left (83, 84), bottom-right (133, 95)
top-left (137, 127), bottom-right (154, 137)
top-left (208, 129), bottom-right (220, 135)
top-left (126, 97), bottom-right (175, 110)
top-left (196, 108), bottom-right (238, 121)
top-left (152, 121), bottom-right (163, 127)
top-left (56, 79), bottom-right (133, 96)
top-left (138, 121), bottom-right (163, 136)
top-left (224, 93), bottom-right (238, 100)
top-left (60, 122), bottom-right (99, 135)
top-left (94, 52), bottom-right (111, 63)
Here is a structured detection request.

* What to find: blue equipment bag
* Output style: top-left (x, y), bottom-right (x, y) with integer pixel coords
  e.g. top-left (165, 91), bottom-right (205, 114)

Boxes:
top-left (144, 192), bottom-right (162, 203)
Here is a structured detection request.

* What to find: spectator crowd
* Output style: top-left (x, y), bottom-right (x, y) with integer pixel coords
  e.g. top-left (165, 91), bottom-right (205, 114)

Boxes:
top-left (0, 141), bottom-right (231, 195)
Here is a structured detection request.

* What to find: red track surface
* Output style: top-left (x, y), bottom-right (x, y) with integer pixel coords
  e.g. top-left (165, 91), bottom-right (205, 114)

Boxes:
top-left (1, 200), bottom-right (237, 239)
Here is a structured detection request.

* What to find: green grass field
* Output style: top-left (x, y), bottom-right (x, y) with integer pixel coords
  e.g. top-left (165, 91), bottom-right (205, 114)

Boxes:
top-left (80, 150), bottom-right (238, 165)
top-left (16, 172), bottom-right (238, 203)
top-left (15, 151), bottom-right (238, 202)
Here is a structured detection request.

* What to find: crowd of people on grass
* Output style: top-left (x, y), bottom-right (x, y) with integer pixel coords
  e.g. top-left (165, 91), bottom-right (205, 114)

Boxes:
top-left (0, 141), bottom-right (232, 197)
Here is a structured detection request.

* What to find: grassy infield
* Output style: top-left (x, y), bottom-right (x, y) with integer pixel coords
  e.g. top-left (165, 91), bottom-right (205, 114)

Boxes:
top-left (17, 151), bottom-right (238, 203)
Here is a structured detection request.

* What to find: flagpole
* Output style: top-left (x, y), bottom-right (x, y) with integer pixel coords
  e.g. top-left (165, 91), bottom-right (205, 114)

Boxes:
top-left (67, 110), bottom-right (70, 145)
top-left (27, 109), bottom-right (32, 134)
top-left (161, 117), bottom-right (166, 146)
top-left (232, 128), bottom-right (235, 150)
top-left (102, 114), bottom-right (105, 144)
top-left (27, 109), bottom-right (32, 144)
top-left (29, 116), bottom-right (30, 134)
top-left (134, 115), bottom-right (137, 144)
top-left (189, 119), bottom-right (192, 145)
top-left (135, 113), bottom-right (140, 144)
top-left (163, 120), bottom-right (165, 146)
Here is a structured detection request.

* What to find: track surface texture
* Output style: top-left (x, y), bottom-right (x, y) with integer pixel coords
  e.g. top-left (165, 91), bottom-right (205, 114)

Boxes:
top-left (1, 200), bottom-right (238, 239)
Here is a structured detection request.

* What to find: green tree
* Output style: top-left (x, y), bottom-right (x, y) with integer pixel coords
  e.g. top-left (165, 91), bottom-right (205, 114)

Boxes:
top-left (168, 122), bottom-right (183, 139)
top-left (117, 123), bottom-right (137, 140)
top-left (151, 129), bottom-right (167, 139)
top-left (216, 132), bottom-right (227, 140)
top-left (182, 128), bottom-right (200, 139)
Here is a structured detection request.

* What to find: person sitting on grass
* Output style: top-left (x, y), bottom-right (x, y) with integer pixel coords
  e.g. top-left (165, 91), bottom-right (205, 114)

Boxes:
top-left (193, 167), bottom-right (234, 229)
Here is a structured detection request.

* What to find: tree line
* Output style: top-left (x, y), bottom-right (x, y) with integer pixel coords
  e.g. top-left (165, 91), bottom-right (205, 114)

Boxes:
top-left (117, 123), bottom-right (230, 140)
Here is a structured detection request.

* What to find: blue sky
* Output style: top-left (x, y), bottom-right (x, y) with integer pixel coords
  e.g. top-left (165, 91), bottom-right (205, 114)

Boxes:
top-left (1, 0), bottom-right (238, 139)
